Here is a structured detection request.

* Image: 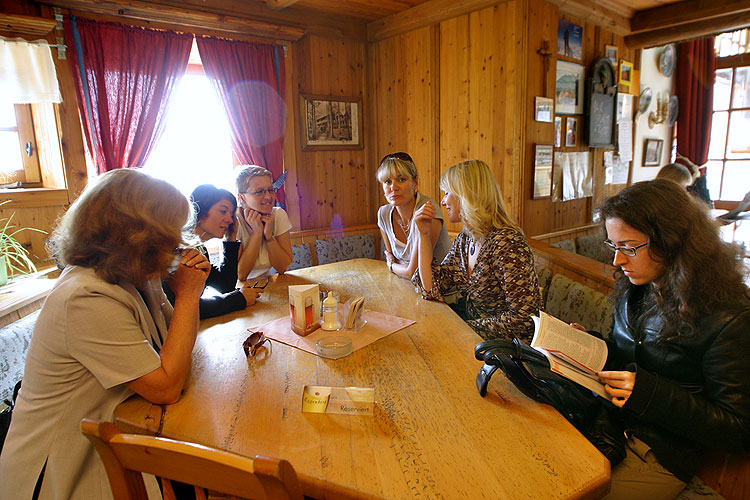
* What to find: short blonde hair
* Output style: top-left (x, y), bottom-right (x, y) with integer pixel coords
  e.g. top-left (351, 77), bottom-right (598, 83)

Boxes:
top-left (235, 165), bottom-right (273, 193)
top-left (440, 159), bottom-right (518, 237)
top-left (48, 169), bottom-right (190, 284)
top-left (376, 152), bottom-right (418, 183)
top-left (656, 163), bottom-right (693, 187)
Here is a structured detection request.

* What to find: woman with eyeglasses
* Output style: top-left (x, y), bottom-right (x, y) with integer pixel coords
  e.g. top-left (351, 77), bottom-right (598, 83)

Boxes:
top-left (413, 159), bottom-right (542, 341)
top-left (589, 179), bottom-right (750, 499)
top-left (0, 169), bottom-right (209, 499)
top-left (377, 152), bottom-right (451, 279)
top-left (234, 165), bottom-right (293, 280)
top-left (163, 184), bottom-right (263, 319)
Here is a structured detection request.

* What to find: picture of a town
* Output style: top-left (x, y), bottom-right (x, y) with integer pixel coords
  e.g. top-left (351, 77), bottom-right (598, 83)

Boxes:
top-left (301, 96), bottom-right (360, 149)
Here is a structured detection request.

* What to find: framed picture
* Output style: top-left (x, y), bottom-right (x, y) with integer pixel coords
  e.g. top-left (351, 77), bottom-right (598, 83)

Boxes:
top-left (533, 144), bottom-right (554, 199)
top-left (605, 45), bottom-right (618, 66)
top-left (565, 117), bottom-right (578, 147)
top-left (554, 116), bottom-right (562, 148)
top-left (619, 60), bottom-right (633, 86)
top-left (535, 96), bottom-right (553, 122)
top-left (643, 138), bottom-right (663, 166)
top-left (299, 94), bottom-right (363, 151)
top-left (555, 61), bottom-right (585, 114)
top-left (557, 19), bottom-right (583, 61)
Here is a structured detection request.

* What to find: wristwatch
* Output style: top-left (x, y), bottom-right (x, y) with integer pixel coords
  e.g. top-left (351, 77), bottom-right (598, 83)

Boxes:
top-left (387, 260), bottom-right (393, 273)
top-left (264, 233), bottom-right (275, 242)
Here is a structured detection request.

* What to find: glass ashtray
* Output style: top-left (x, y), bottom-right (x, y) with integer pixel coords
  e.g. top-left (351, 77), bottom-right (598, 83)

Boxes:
top-left (315, 336), bottom-right (352, 359)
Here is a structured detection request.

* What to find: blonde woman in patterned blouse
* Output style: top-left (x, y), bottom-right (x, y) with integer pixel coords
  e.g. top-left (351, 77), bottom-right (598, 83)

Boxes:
top-left (413, 159), bottom-right (542, 340)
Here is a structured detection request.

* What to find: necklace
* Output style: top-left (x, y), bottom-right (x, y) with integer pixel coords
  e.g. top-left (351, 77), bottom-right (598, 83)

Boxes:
top-left (396, 212), bottom-right (411, 235)
top-left (470, 237), bottom-right (483, 256)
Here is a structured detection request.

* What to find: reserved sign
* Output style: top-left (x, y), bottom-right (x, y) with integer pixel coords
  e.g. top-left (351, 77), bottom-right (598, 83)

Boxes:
top-left (301, 385), bottom-right (374, 416)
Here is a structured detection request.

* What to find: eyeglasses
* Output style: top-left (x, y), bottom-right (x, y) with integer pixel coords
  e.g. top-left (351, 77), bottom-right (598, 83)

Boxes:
top-left (603, 240), bottom-right (649, 257)
top-left (243, 330), bottom-right (270, 356)
top-left (250, 276), bottom-right (270, 290)
top-left (241, 187), bottom-right (277, 197)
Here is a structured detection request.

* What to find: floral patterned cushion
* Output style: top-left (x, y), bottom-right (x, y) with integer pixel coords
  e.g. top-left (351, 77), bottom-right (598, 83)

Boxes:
top-left (535, 266), bottom-right (553, 306)
top-left (315, 233), bottom-right (376, 265)
top-left (545, 274), bottom-right (613, 338)
top-left (575, 233), bottom-right (614, 265)
top-left (550, 239), bottom-right (576, 254)
top-left (674, 476), bottom-right (725, 500)
top-left (288, 243), bottom-right (314, 271)
top-left (0, 310), bottom-right (39, 402)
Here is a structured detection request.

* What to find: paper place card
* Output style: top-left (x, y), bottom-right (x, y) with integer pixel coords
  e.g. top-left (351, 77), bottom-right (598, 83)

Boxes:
top-left (301, 385), bottom-right (374, 416)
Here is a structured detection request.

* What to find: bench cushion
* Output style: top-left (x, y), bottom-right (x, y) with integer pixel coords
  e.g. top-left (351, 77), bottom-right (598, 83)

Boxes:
top-left (0, 310), bottom-right (39, 401)
top-left (575, 233), bottom-right (614, 265)
top-left (550, 238), bottom-right (576, 253)
top-left (288, 243), bottom-right (314, 271)
top-left (315, 234), bottom-right (376, 265)
top-left (545, 274), bottom-right (613, 338)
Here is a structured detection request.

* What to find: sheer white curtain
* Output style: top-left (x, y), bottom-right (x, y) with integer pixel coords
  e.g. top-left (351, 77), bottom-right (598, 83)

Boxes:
top-left (0, 37), bottom-right (61, 103)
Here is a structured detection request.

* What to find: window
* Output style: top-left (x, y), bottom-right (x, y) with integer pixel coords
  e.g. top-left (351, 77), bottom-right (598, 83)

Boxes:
top-left (0, 100), bottom-right (41, 187)
top-left (707, 29), bottom-right (750, 202)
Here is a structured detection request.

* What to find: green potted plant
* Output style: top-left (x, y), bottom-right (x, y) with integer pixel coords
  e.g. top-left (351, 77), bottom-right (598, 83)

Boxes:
top-left (0, 201), bottom-right (46, 286)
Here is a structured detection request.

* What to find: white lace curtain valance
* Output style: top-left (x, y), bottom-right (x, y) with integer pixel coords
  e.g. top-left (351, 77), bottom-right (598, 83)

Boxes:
top-left (0, 37), bottom-right (61, 103)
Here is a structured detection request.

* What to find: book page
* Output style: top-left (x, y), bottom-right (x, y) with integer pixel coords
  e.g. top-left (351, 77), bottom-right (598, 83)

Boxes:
top-left (531, 313), bottom-right (608, 373)
top-left (545, 355), bottom-right (611, 400)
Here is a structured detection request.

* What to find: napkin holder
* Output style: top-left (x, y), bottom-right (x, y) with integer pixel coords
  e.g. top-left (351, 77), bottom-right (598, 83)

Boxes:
top-left (289, 284), bottom-right (321, 336)
top-left (342, 297), bottom-right (366, 332)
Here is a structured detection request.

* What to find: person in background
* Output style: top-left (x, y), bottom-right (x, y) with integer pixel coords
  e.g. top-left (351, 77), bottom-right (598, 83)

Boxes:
top-left (655, 163), bottom-right (693, 188)
top-left (376, 152), bottom-right (451, 279)
top-left (413, 159), bottom-right (542, 341)
top-left (234, 165), bottom-right (293, 280)
top-left (593, 179), bottom-right (750, 499)
top-left (163, 184), bottom-right (262, 319)
top-left (0, 169), bottom-right (209, 499)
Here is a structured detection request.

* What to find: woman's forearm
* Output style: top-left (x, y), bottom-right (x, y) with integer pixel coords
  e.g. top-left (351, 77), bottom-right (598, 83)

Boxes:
top-left (417, 230), bottom-right (434, 291)
top-left (237, 231), bottom-right (263, 279)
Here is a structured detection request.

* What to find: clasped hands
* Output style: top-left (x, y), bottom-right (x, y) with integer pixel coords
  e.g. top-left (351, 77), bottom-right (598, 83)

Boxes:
top-left (241, 207), bottom-right (274, 241)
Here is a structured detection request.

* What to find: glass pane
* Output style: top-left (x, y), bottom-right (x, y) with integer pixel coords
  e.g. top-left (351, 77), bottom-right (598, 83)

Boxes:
top-left (705, 160), bottom-right (723, 200)
top-left (708, 111), bottom-right (728, 159)
top-left (0, 131), bottom-right (24, 175)
top-left (726, 110), bottom-right (750, 159)
top-left (720, 161), bottom-right (750, 200)
top-left (732, 67), bottom-right (750, 108)
top-left (714, 69), bottom-right (732, 110)
top-left (0, 100), bottom-right (18, 129)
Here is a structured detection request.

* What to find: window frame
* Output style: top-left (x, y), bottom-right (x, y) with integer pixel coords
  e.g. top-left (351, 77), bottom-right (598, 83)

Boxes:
top-left (0, 104), bottom-right (42, 186)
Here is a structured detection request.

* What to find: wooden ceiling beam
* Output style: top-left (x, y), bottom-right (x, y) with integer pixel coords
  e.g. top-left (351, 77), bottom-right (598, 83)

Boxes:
top-left (546, 0), bottom-right (630, 35)
top-left (0, 13), bottom-right (57, 36)
top-left (625, 9), bottom-right (750, 48)
top-left (36, 0), bottom-right (306, 40)
top-left (630, 0), bottom-right (750, 34)
top-left (264, 0), bottom-right (300, 10)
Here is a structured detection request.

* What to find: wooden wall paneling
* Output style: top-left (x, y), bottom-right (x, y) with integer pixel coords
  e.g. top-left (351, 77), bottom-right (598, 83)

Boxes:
top-left (294, 35), bottom-right (370, 230)
top-left (282, 41), bottom-right (302, 230)
top-left (0, 204), bottom-right (65, 268)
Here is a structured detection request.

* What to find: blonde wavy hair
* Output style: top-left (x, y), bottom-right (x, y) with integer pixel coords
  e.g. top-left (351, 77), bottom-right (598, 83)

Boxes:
top-left (440, 159), bottom-right (518, 237)
top-left (48, 169), bottom-right (191, 285)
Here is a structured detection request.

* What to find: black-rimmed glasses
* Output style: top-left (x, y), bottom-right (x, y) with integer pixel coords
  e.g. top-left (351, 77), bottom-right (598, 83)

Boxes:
top-left (603, 240), bottom-right (649, 257)
top-left (250, 276), bottom-right (270, 290)
top-left (243, 330), bottom-right (270, 356)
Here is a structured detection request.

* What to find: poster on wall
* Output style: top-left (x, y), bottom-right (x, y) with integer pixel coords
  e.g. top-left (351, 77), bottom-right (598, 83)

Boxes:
top-left (555, 61), bottom-right (585, 114)
top-left (556, 151), bottom-right (592, 201)
top-left (557, 19), bottom-right (583, 61)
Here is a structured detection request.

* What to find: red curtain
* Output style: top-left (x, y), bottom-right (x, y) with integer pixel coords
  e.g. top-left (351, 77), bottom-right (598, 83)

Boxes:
top-left (64, 17), bottom-right (192, 174)
top-left (675, 38), bottom-right (716, 171)
top-left (196, 36), bottom-right (287, 205)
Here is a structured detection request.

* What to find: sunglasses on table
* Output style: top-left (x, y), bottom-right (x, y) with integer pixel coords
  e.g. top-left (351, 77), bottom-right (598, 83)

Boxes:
top-left (249, 276), bottom-right (270, 290)
top-left (243, 330), bottom-right (271, 357)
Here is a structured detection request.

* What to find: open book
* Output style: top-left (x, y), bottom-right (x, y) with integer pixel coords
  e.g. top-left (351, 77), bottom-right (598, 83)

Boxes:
top-left (531, 312), bottom-right (611, 400)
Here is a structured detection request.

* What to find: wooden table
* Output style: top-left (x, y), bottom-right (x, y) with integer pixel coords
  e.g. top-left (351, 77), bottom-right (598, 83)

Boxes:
top-left (115, 259), bottom-right (610, 499)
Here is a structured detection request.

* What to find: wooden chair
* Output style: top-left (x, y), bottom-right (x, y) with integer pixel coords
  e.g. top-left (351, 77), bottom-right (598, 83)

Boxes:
top-left (81, 419), bottom-right (304, 500)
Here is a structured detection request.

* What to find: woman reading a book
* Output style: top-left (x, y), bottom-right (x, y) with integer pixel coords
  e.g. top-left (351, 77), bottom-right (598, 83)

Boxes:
top-left (594, 179), bottom-right (750, 500)
top-left (412, 159), bottom-right (542, 341)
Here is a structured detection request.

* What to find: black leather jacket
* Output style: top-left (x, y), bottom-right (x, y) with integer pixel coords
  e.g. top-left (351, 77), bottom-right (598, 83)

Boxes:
top-left (607, 285), bottom-right (750, 481)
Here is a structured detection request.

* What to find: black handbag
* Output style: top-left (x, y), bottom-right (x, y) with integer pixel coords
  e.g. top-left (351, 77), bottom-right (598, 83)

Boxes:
top-left (0, 380), bottom-right (22, 454)
top-left (475, 338), bottom-right (626, 465)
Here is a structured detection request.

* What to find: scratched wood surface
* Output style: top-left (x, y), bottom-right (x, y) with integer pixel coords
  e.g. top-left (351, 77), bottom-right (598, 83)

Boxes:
top-left (115, 259), bottom-right (610, 499)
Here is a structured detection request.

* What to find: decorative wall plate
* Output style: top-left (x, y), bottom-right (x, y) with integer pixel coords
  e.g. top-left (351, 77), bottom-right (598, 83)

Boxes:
top-left (639, 87), bottom-right (653, 114)
top-left (667, 95), bottom-right (679, 126)
top-left (659, 45), bottom-right (676, 77)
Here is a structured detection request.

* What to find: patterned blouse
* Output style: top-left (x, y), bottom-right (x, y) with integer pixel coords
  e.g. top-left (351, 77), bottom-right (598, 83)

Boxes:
top-left (413, 227), bottom-right (542, 341)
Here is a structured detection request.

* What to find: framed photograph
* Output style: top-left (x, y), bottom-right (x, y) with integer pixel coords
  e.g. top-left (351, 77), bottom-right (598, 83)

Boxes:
top-left (565, 117), bottom-right (578, 147)
top-left (554, 116), bottom-right (562, 148)
top-left (619, 60), bottom-right (633, 86)
top-left (533, 144), bottom-right (554, 199)
top-left (299, 94), bottom-right (363, 151)
top-left (555, 61), bottom-right (585, 114)
top-left (535, 96), bottom-right (553, 122)
top-left (557, 19), bottom-right (583, 61)
top-left (605, 45), bottom-right (618, 66)
top-left (642, 138), bottom-right (663, 166)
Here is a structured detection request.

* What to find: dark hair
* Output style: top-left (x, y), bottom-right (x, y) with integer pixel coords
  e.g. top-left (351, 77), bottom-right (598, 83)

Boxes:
top-left (190, 184), bottom-right (237, 226)
top-left (599, 179), bottom-right (748, 342)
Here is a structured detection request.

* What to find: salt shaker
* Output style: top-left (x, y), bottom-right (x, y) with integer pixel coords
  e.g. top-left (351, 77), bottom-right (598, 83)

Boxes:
top-left (321, 291), bottom-right (341, 331)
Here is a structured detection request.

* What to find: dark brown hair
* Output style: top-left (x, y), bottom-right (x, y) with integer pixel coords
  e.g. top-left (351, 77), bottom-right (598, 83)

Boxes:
top-left (599, 179), bottom-right (748, 342)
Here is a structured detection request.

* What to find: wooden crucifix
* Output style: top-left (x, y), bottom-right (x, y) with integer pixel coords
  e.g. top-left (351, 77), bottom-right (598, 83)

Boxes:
top-left (537, 41), bottom-right (553, 96)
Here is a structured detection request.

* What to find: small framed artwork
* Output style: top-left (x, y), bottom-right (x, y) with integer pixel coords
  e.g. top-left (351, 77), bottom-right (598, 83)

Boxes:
top-left (565, 117), bottom-right (578, 147)
top-left (535, 97), bottom-right (553, 122)
top-left (554, 116), bottom-right (562, 148)
top-left (619, 60), bottom-right (633, 86)
top-left (533, 143), bottom-right (554, 199)
top-left (642, 138), bottom-right (663, 166)
top-left (557, 19), bottom-right (583, 61)
top-left (555, 61), bottom-right (586, 114)
top-left (299, 94), bottom-right (363, 151)
top-left (605, 45), bottom-right (618, 66)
